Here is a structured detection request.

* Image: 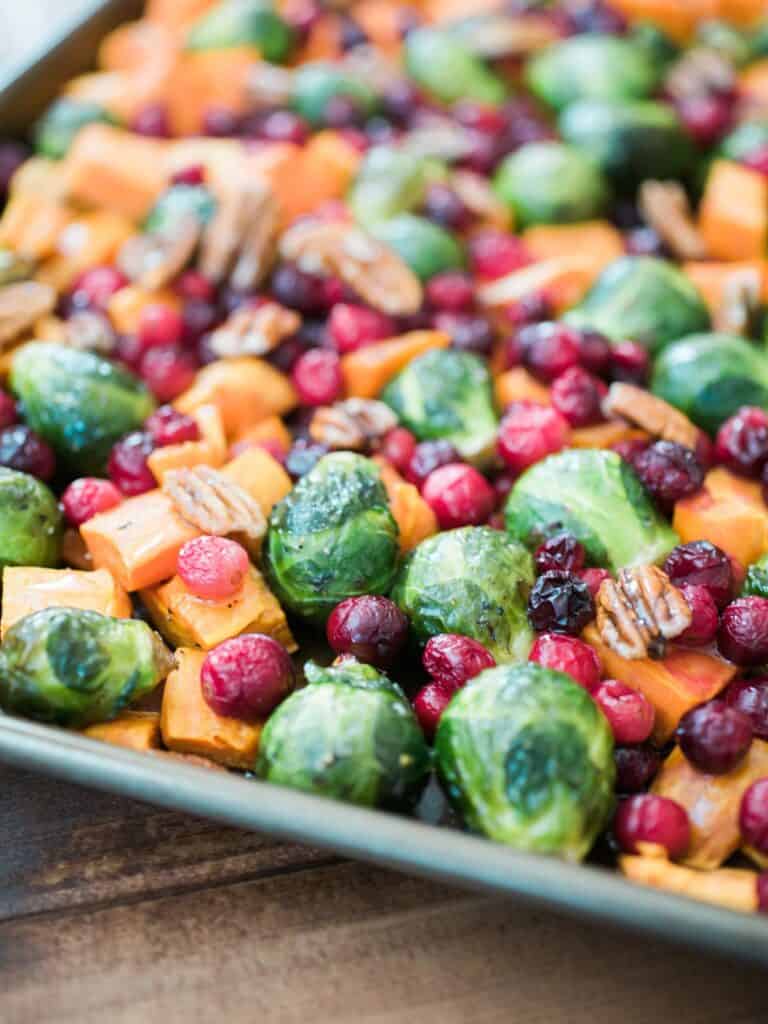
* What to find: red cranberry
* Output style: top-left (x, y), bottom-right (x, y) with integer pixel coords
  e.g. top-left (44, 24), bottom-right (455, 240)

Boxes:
top-left (614, 746), bottom-right (661, 793)
top-left (0, 390), bottom-right (17, 428)
top-left (743, 145), bottom-right (768, 176)
top-left (421, 183), bottom-right (471, 231)
top-left (714, 406), bottom-right (768, 478)
top-left (201, 634), bottom-right (294, 720)
top-left (271, 263), bottom-right (327, 314)
top-left (183, 299), bottom-right (219, 347)
top-left (469, 230), bottom-right (530, 279)
top-left (529, 632), bottom-right (601, 689)
top-left (677, 93), bottom-right (732, 147)
top-left (326, 595), bottom-right (409, 668)
top-left (505, 291), bottom-right (554, 329)
top-left (592, 679), bottom-right (655, 744)
top-left (61, 477), bottom-right (122, 526)
top-left (580, 567), bottom-right (612, 599)
top-left (291, 348), bottom-right (343, 406)
top-left (614, 793), bottom-right (690, 858)
top-left (576, 329), bottom-right (612, 376)
top-left (725, 677), bottom-right (768, 740)
top-left (131, 103), bottom-right (170, 138)
top-left (497, 401), bottom-right (569, 474)
top-left (140, 346), bottom-right (196, 402)
top-left (202, 106), bottom-right (239, 136)
top-left (257, 110), bottom-right (309, 145)
top-left (69, 266), bottom-right (128, 312)
top-left (145, 405), bottom-right (200, 447)
top-left (527, 570), bottom-right (594, 636)
top-left (633, 440), bottom-right (704, 511)
top-left (425, 271), bottom-right (475, 313)
top-left (522, 322), bottom-right (581, 383)
top-left (412, 681), bottom-right (453, 741)
top-left (0, 425), bottom-right (55, 481)
top-left (381, 79), bottom-right (423, 123)
top-left (433, 312), bottom-right (495, 356)
top-left (175, 270), bottom-right (215, 303)
top-left (107, 431), bottom-right (156, 496)
top-left (170, 163), bottom-right (206, 186)
top-left (677, 584), bottom-right (719, 647)
top-left (720, 596), bottom-right (768, 665)
top-left (609, 340), bottom-right (650, 385)
top-left (453, 100), bottom-right (507, 135)
top-left (137, 303), bottom-right (184, 351)
top-left (502, 333), bottom-right (524, 369)
top-left (422, 633), bottom-right (495, 692)
top-left (677, 699), bottom-right (753, 773)
top-left (534, 533), bottom-right (585, 574)
top-left (405, 439), bottom-right (460, 488)
top-left (285, 439), bottom-right (328, 479)
top-left (328, 303), bottom-right (395, 353)
top-left (550, 366), bottom-right (607, 427)
top-left (177, 535), bottom-right (249, 601)
top-left (422, 463), bottom-right (495, 529)
top-left (320, 276), bottom-right (347, 308)
top-left (664, 541), bottom-right (733, 610)
top-left (740, 779), bottom-right (768, 854)
top-left (379, 427), bottom-right (416, 474)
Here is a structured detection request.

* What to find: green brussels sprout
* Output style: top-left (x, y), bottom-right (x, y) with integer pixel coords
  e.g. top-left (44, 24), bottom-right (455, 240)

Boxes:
top-left (290, 63), bottom-right (378, 126)
top-left (10, 343), bottom-right (155, 475)
top-left (743, 553), bottom-right (768, 599)
top-left (381, 349), bottom-right (497, 464)
top-left (390, 527), bottom-right (534, 663)
top-left (34, 98), bottom-right (115, 160)
top-left (505, 449), bottom-right (679, 571)
top-left (651, 333), bottom-right (768, 435)
top-left (370, 214), bottom-right (465, 281)
top-left (628, 21), bottom-right (679, 69)
top-left (0, 608), bottom-right (173, 728)
top-left (0, 249), bottom-right (35, 286)
top-left (185, 0), bottom-right (295, 61)
top-left (435, 663), bottom-right (615, 860)
top-left (526, 34), bottom-right (658, 111)
top-left (404, 27), bottom-right (506, 106)
top-left (264, 453), bottom-right (399, 623)
top-left (347, 146), bottom-right (445, 227)
top-left (143, 183), bottom-right (217, 235)
top-left (695, 20), bottom-right (753, 67)
top-left (751, 20), bottom-right (768, 59)
top-left (494, 142), bottom-right (610, 228)
top-left (559, 99), bottom-right (695, 190)
top-left (0, 468), bottom-right (62, 570)
top-left (719, 119), bottom-right (768, 162)
top-left (563, 256), bottom-right (710, 354)
top-left (256, 659), bottom-right (430, 808)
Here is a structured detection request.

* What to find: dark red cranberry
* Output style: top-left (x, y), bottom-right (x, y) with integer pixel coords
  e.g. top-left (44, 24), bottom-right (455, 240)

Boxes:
top-left (285, 439), bottom-right (328, 479)
top-left (201, 634), bottom-right (294, 720)
top-left (413, 681), bottom-right (453, 741)
top-left (422, 633), bottom-right (495, 692)
top-left (740, 779), bottom-right (768, 854)
top-left (609, 340), bottom-right (650, 385)
top-left (0, 141), bottom-right (28, 196)
top-left (497, 401), bottom-right (569, 473)
top-left (625, 226), bottom-right (667, 258)
top-left (271, 263), bottom-right (327, 314)
top-left (664, 541), bottom-right (734, 610)
top-left (522, 322), bottom-right (581, 382)
top-left (326, 595), bottom-right (409, 668)
top-left (725, 677), bottom-right (768, 740)
top-left (202, 106), bottom-right (239, 136)
top-left (719, 597), bottom-right (768, 666)
top-left (421, 183), bottom-right (471, 231)
top-left (534, 533), bottom-right (585, 575)
top-left (405, 439), bottom-right (460, 488)
top-left (379, 427), bottom-right (416, 474)
top-left (107, 431), bottom-right (156, 496)
top-left (381, 80), bottom-right (422, 123)
top-left (61, 477), bottom-right (122, 526)
top-left (175, 270), bottom-right (215, 304)
top-left (182, 299), bottom-right (219, 346)
top-left (551, 366), bottom-right (607, 427)
top-left (0, 425), bottom-right (55, 481)
top-left (140, 346), bottom-right (196, 402)
top-left (257, 109), bottom-right (309, 145)
top-left (145, 405), bottom-right (200, 447)
top-left (592, 679), bottom-right (655, 744)
top-left (422, 463), bottom-right (495, 529)
top-left (269, 334), bottom-right (309, 373)
top-left (677, 93), bottom-right (732, 147)
top-left (612, 438), bottom-right (649, 466)
top-left (170, 163), bottom-right (206, 186)
top-left (614, 746), bottom-right (661, 793)
top-left (0, 390), bottom-right (18, 428)
top-left (502, 333), bottom-right (524, 369)
top-left (677, 584), bottom-right (719, 647)
top-left (138, 303), bottom-right (184, 350)
top-left (290, 348), bottom-right (343, 406)
top-left (714, 406), bottom-right (768, 478)
top-left (458, 131), bottom-right (501, 175)
top-left (425, 271), bottom-right (475, 313)
top-left (328, 303), bottom-right (394, 353)
top-left (505, 290), bottom-right (554, 329)
top-left (527, 570), bottom-right (594, 636)
top-left (614, 794), bottom-right (690, 858)
top-left (323, 94), bottom-right (364, 129)
top-left (493, 472), bottom-right (514, 506)
top-left (433, 312), bottom-right (495, 356)
top-left (633, 440), bottom-right (704, 510)
top-left (69, 266), bottom-right (128, 312)
top-left (528, 632), bottom-right (601, 690)
top-left (469, 230), bottom-right (530, 279)
top-left (575, 329), bottom-right (612, 376)
top-left (677, 699), bottom-right (753, 773)
top-left (580, 567), bottom-right (612, 599)
top-left (743, 145), bottom-right (768, 176)
top-left (178, 535), bottom-right (249, 601)
top-left (130, 104), bottom-right (170, 138)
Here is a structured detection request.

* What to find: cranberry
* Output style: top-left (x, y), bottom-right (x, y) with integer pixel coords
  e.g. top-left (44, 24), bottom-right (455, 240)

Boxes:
top-left (505, 291), bottom-right (553, 329)
top-left (664, 541), bottom-right (733, 610)
top-left (725, 677), bottom-right (768, 740)
top-left (381, 80), bottom-right (422, 123)
top-left (0, 425), bottom-right (55, 481)
top-left (528, 632), bottom-right (601, 690)
top-left (433, 312), bottom-right (495, 356)
top-left (425, 271), bottom-right (475, 313)
top-left (422, 463), bottom-right (495, 529)
top-left (522, 322), bottom-right (581, 383)
top-left (625, 225), bottom-right (667, 258)
top-left (69, 266), bottom-right (128, 312)
top-left (290, 348), bottom-right (343, 406)
top-left (323, 94), bottom-right (364, 129)
top-left (743, 145), bottom-right (768, 176)
top-left (61, 477), bottom-right (122, 526)
top-left (502, 333), bottom-right (524, 369)
top-left (469, 230), bottom-right (530, 279)
top-left (256, 110), bottom-right (309, 145)
top-left (677, 93), bottom-right (732, 147)
top-left (497, 401), bottom-right (569, 474)
top-left (421, 183), bottom-right (471, 231)
top-left (338, 127), bottom-right (369, 153)
top-left (714, 406), bottom-right (768, 478)
top-left (405, 439), bottom-right (460, 488)
top-left (183, 300), bottom-right (219, 347)
top-left (328, 303), bottom-right (394, 353)
top-left (609, 340), bottom-right (650, 385)
top-left (453, 100), bottom-right (507, 135)
top-left (614, 746), bottom-right (661, 793)
top-left (614, 793), bottom-right (690, 858)
top-left (740, 779), bottom-right (768, 854)
top-left (676, 584), bottom-right (719, 647)
top-left (633, 440), bottom-right (704, 511)
top-left (107, 431), bottom-right (156, 496)
top-left (177, 535), bottom-right (250, 601)
top-left (0, 140), bottom-right (28, 195)
top-left (139, 346), bottom-right (196, 402)
top-left (719, 597), bottom-right (768, 665)
top-left (170, 163), bottom-right (206, 187)
top-left (285, 439), bottom-right (328, 479)
top-left (0, 391), bottom-right (17, 428)
top-left (493, 473), bottom-right (514, 506)
top-left (422, 633), bottom-right (495, 692)
top-left (137, 303), bottom-right (184, 351)
top-left (326, 595), bottom-right (409, 668)
top-left (175, 270), bottom-right (215, 304)
top-left (201, 634), bottom-right (294, 720)
top-left (131, 103), bottom-right (170, 138)
top-left (576, 329), bottom-right (611, 377)
top-left (550, 366), bottom-right (607, 427)
top-left (527, 570), bottom-right (594, 636)
top-left (534, 533), bottom-right (585, 575)
top-left (271, 263), bottom-right (327, 314)
top-left (270, 334), bottom-right (308, 374)
top-left (379, 427), bottom-right (416, 474)
top-left (145, 405), bottom-right (200, 447)
top-left (202, 106), bottom-right (239, 137)
top-left (677, 699), bottom-right (753, 773)
top-left (592, 679), bottom-right (655, 744)
top-left (412, 681), bottom-right (453, 741)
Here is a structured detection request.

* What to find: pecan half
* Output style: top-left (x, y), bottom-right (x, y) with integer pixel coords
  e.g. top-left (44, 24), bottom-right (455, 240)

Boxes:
top-left (0, 280), bottom-right (56, 347)
top-left (208, 302), bottom-right (300, 359)
top-left (451, 169), bottom-right (511, 231)
top-left (309, 398), bottom-right (398, 451)
top-left (638, 181), bottom-right (707, 261)
top-left (163, 466), bottom-right (266, 552)
top-left (665, 47), bottom-right (735, 101)
top-left (117, 216), bottom-right (200, 291)
top-left (198, 179), bottom-right (279, 292)
top-left (603, 382), bottom-right (699, 451)
top-left (713, 267), bottom-right (763, 338)
top-left (63, 310), bottom-right (116, 354)
top-left (596, 566), bottom-right (692, 660)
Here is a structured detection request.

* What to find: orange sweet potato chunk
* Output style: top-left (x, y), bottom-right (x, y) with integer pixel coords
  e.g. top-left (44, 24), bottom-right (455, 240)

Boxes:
top-left (148, 404), bottom-right (227, 484)
top-left (570, 423), bottom-right (649, 450)
top-left (699, 160), bottom-right (768, 262)
top-left (374, 458), bottom-right (438, 553)
top-left (222, 445), bottom-right (293, 517)
top-left (341, 331), bottom-right (450, 399)
top-left (166, 48), bottom-right (259, 137)
top-left (1, 567), bottom-right (131, 637)
top-left (83, 711), bottom-right (162, 752)
top-left (233, 416), bottom-right (292, 457)
top-left (683, 260), bottom-right (768, 316)
top-left (37, 210), bottom-right (135, 291)
top-left (620, 855), bottom-right (758, 913)
top-left (494, 367), bottom-right (551, 408)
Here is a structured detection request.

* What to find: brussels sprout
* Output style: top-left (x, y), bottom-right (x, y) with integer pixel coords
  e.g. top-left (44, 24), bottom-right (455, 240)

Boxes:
top-left (10, 343), bottom-right (155, 475)
top-left (404, 27), bottom-right (506, 106)
top-left (504, 449), bottom-right (678, 570)
top-left (651, 333), bottom-right (768, 435)
top-left (719, 120), bottom-right (768, 162)
top-left (629, 22), bottom-right (679, 69)
top-left (526, 34), bottom-right (658, 111)
top-left (494, 142), bottom-right (610, 228)
top-left (743, 553), bottom-right (768, 599)
top-left (0, 608), bottom-right (172, 728)
top-left (435, 663), bottom-right (615, 860)
top-left (370, 214), bottom-right (465, 281)
top-left (143, 183), bottom-right (217, 235)
top-left (0, 468), bottom-right (62, 570)
top-left (390, 527), bottom-right (534, 663)
top-left (381, 349), bottom-right (497, 464)
top-left (347, 146), bottom-right (445, 227)
top-left (563, 256), bottom-right (710, 354)
top-left (264, 453), bottom-right (399, 623)
top-left (290, 63), bottom-right (378, 126)
top-left (34, 98), bottom-right (115, 160)
top-left (256, 659), bottom-right (430, 808)
top-left (559, 99), bottom-right (695, 190)
top-left (185, 0), bottom-right (295, 61)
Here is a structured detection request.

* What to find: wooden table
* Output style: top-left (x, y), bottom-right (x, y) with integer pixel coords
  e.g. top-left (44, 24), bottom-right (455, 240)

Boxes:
top-left (0, 763), bottom-right (765, 1023)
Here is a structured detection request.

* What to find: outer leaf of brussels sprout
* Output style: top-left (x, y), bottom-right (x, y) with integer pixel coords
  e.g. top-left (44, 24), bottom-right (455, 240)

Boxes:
top-left (10, 343), bottom-right (155, 475)
top-left (143, 184), bottom-right (217, 235)
top-left (381, 349), bottom-right (497, 464)
top-left (256, 660), bottom-right (430, 809)
top-left (390, 526), bottom-right (534, 663)
top-left (504, 449), bottom-right (678, 571)
top-left (435, 663), bottom-right (615, 861)
top-left (290, 64), bottom-right (379, 126)
top-left (264, 453), bottom-right (399, 624)
top-left (0, 468), bottom-right (62, 570)
top-left (743, 553), bottom-right (768, 599)
top-left (0, 608), bottom-right (172, 728)
top-left (348, 147), bottom-right (445, 228)
top-left (370, 214), bottom-right (465, 281)
top-left (404, 27), bottom-right (506, 106)
top-left (185, 0), bottom-right (295, 61)
top-left (651, 333), bottom-right (768, 435)
top-left (34, 98), bottom-right (115, 160)
top-left (563, 256), bottom-right (710, 354)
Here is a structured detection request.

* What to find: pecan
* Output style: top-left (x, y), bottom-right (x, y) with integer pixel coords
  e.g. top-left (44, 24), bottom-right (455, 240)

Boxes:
top-left (451, 169), bottom-right (511, 231)
top-left (199, 179), bottom-right (279, 292)
top-left (0, 248), bottom-right (35, 286)
top-left (279, 220), bottom-right (422, 316)
top-left (0, 280), bottom-right (56, 347)
top-left (208, 302), bottom-right (300, 359)
top-left (713, 267), bottom-right (763, 338)
top-left (309, 398), bottom-right (398, 451)
top-left (596, 566), bottom-right (692, 660)
top-left (638, 181), bottom-right (707, 261)
top-left (117, 216), bottom-right (200, 291)
top-left (163, 466), bottom-right (266, 552)
top-left (665, 47), bottom-right (735, 101)
top-left (63, 311), bottom-right (117, 354)
top-left (603, 383), bottom-right (699, 451)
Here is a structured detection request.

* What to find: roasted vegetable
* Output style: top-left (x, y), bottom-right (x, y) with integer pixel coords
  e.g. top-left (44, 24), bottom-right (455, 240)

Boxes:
top-left (143, 182), bottom-right (217, 235)
top-left (435, 663), bottom-right (615, 860)
top-left (185, 0), bottom-right (295, 62)
top-left (0, 469), bottom-right (62, 570)
top-left (0, 608), bottom-right (172, 728)
top-left (404, 27), bottom-right (506, 106)
top-left (348, 146), bottom-right (442, 228)
top-left (291, 63), bottom-right (378, 126)
top-left (34, 98), bottom-right (115, 160)
top-left (390, 526), bottom-right (534, 663)
top-left (744, 552), bottom-right (768, 598)
top-left (256, 659), bottom-right (430, 808)
top-left (370, 214), bottom-right (465, 281)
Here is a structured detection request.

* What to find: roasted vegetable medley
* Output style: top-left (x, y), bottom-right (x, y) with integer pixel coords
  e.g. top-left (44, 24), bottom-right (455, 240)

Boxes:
top-left (5, 0), bottom-right (768, 918)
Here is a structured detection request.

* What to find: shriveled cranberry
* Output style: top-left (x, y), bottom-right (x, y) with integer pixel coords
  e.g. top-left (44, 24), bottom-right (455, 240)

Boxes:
top-left (677, 699), bottom-right (753, 773)
top-left (612, 438), bottom-right (649, 468)
top-left (178, 535), bottom-right (249, 601)
top-left (421, 183), bottom-right (471, 231)
top-left (469, 229), bottom-right (530, 279)
top-left (664, 541), bottom-right (733, 610)
top-left (575, 329), bottom-right (611, 377)
top-left (725, 677), bottom-right (768, 740)
top-left (201, 634), bottom-right (294, 720)
top-left (740, 779), bottom-right (768, 854)
top-left (107, 431), bottom-right (156, 495)
top-left (145, 405), bottom-right (200, 447)
top-left (505, 291), bottom-right (553, 329)
top-left (379, 427), bottom-right (416, 474)
top-left (202, 106), bottom-right (239, 136)
top-left (61, 477), bottom-right (122, 526)
top-left (271, 263), bottom-right (327, 314)
top-left (633, 440), bottom-right (704, 511)
top-left (413, 681), bottom-right (453, 741)
top-left (69, 266), bottom-right (128, 312)
top-left (422, 463), bottom-right (495, 529)
top-left (131, 103), bottom-right (170, 138)
top-left (285, 439), bottom-right (328, 479)
top-left (422, 633), bottom-right (495, 692)
top-left (614, 746), bottom-right (661, 793)
top-left (551, 366), bottom-right (607, 427)
top-left (328, 303), bottom-right (394, 353)
top-left (326, 595), bottom-right (408, 668)
top-left (183, 300), bottom-right (219, 348)
top-left (291, 348), bottom-right (343, 406)
top-left (592, 680), bottom-right (655, 744)
top-left (529, 632), bottom-right (601, 690)
top-left (719, 597), bottom-right (768, 666)
top-left (175, 270), bottom-right (215, 304)
top-left (714, 406), bottom-right (768, 478)
top-left (497, 401), bottom-right (569, 474)
top-left (0, 390), bottom-right (17, 429)
top-left (426, 271), bottom-right (474, 313)
top-left (137, 303), bottom-right (184, 351)
top-left (609, 340), bottom-right (649, 385)
top-left (170, 163), bottom-right (205, 186)
top-left (433, 312), bottom-right (495, 356)
top-left (405, 439), bottom-right (460, 488)
top-left (528, 570), bottom-right (594, 636)
top-left (0, 425), bottom-right (55, 481)
top-left (675, 583), bottom-right (719, 647)
top-left (677, 93), bottom-right (732, 147)
top-left (614, 794), bottom-right (690, 859)
top-left (534, 533), bottom-right (585, 575)
top-left (580, 567), bottom-right (612, 599)
top-left (521, 322), bottom-right (581, 382)
top-left (140, 346), bottom-right (196, 402)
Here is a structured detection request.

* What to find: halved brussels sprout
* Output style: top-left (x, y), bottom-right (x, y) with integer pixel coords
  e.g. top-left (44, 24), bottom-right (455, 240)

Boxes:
top-left (290, 63), bottom-right (379, 126)
top-left (381, 349), bottom-right (497, 464)
top-left (264, 452), bottom-right (399, 623)
top-left (370, 214), bottom-right (465, 281)
top-left (34, 98), bottom-right (115, 160)
top-left (390, 526), bottom-right (534, 663)
top-left (651, 333), bottom-right (768, 435)
top-left (743, 553), bottom-right (768, 599)
top-left (11, 343), bottom-right (155, 475)
top-left (563, 256), bottom-right (710, 353)
top-left (435, 663), bottom-right (615, 860)
top-left (505, 449), bottom-right (679, 570)
top-left (0, 608), bottom-right (172, 728)
top-left (0, 468), bottom-right (62, 570)
top-left (185, 0), bottom-right (295, 62)
top-left (404, 27), bottom-right (506, 106)
top-left (143, 183), bottom-right (217, 235)
top-left (348, 146), bottom-right (445, 228)
top-left (494, 142), bottom-right (610, 228)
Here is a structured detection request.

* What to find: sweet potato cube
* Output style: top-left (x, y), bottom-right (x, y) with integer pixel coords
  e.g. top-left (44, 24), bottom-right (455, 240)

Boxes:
top-left (374, 457), bottom-right (437, 553)
top-left (620, 855), bottom-right (758, 914)
top-left (1, 567), bottom-right (131, 637)
top-left (699, 160), bottom-right (768, 262)
top-left (570, 423), bottom-right (649, 450)
top-left (147, 403), bottom-right (227, 484)
top-left (341, 330), bottom-right (449, 399)
top-left (83, 711), bottom-right (162, 752)
top-left (108, 285), bottom-right (181, 335)
top-left (161, 648), bottom-right (262, 768)
top-left (221, 445), bottom-right (292, 518)
top-left (494, 367), bottom-right (551, 409)
top-left (37, 210), bottom-right (135, 290)
top-left (233, 416), bottom-right (292, 457)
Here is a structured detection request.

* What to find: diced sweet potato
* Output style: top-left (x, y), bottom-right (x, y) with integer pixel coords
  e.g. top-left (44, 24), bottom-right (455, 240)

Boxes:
top-left (683, 260), bottom-right (768, 316)
top-left (148, 403), bottom-right (227, 484)
top-left (620, 854), bottom-right (758, 913)
top-left (699, 160), bottom-right (768, 262)
top-left (280, 132), bottom-right (361, 224)
top-left (353, 0), bottom-right (404, 54)
top-left (37, 210), bottom-right (135, 291)
top-left (522, 221), bottom-right (625, 306)
top-left (341, 330), bottom-right (450, 399)
top-left (606, 0), bottom-right (700, 41)
top-left (570, 423), bottom-right (649, 450)
top-left (374, 458), bottom-right (438, 553)
top-left (0, 191), bottom-right (74, 260)
top-left (494, 367), bottom-right (551, 409)
top-left (83, 711), bottom-right (162, 752)
top-left (99, 19), bottom-right (179, 72)
top-left (233, 416), bottom-right (292, 458)
top-left (146, 0), bottom-right (216, 26)
top-left (717, 0), bottom-right (765, 25)
top-left (161, 648), bottom-right (262, 768)
top-left (166, 48), bottom-right (260, 137)
top-left (107, 286), bottom-right (182, 336)
top-left (293, 9), bottom-right (341, 63)
top-left (221, 445), bottom-right (293, 517)
top-left (65, 66), bottom-right (172, 125)
top-left (1, 567), bottom-right (131, 638)
top-left (477, 258), bottom-right (590, 312)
